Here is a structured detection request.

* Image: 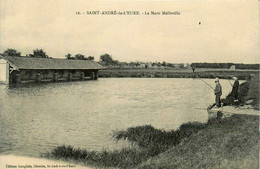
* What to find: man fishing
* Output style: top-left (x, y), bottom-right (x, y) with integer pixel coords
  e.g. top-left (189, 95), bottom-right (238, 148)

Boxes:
top-left (230, 77), bottom-right (239, 100)
top-left (214, 78), bottom-right (222, 107)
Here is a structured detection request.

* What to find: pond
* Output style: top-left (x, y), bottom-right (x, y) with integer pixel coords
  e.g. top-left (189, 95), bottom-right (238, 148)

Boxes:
top-left (0, 78), bottom-right (233, 157)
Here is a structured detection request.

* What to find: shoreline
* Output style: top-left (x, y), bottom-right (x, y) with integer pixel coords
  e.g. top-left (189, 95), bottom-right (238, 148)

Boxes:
top-left (43, 113), bottom-right (259, 169)
top-left (99, 68), bottom-right (259, 79)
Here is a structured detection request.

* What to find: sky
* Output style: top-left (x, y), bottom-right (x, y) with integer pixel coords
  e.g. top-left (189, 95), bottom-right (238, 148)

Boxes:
top-left (0, 0), bottom-right (259, 63)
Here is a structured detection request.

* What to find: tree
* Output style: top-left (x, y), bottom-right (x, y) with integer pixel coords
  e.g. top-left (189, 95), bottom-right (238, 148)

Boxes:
top-left (112, 60), bottom-right (119, 66)
top-left (65, 54), bottom-right (94, 61)
top-left (29, 49), bottom-right (48, 58)
top-left (162, 61), bottom-right (167, 67)
top-left (100, 54), bottom-right (113, 65)
top-left (2, 48), bottom-right (21, 57)
top-left (166, 63), bottom-right (174, 68)
top-left (86, 56), bottom-right (94, 61)
top-left (75, 54), bottom-right (85, 60)
top-left (65, 53), bottom-right (73, 59)
top-left (179, 63), bottom-right (184, 69)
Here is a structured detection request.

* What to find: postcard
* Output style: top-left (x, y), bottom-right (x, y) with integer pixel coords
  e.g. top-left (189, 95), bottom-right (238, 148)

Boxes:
top-left (0, 0), bottom-right (259, 169)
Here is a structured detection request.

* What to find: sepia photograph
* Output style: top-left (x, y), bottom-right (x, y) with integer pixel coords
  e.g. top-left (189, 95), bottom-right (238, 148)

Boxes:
top-left (0, 0), bottom-right (259, 168)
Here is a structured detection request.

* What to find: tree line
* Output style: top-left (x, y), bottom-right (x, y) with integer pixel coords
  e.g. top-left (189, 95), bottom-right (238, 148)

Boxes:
top-left (0, 48), bottom-right (114, 64)
top-left (65, 53), bottom-right (94, 61)
top-left (1, 48), bottom-right (259, 69)
top-left (191, 62), bottom-right (259, 70)
top-left (1, 48), bottom-right (49, 58)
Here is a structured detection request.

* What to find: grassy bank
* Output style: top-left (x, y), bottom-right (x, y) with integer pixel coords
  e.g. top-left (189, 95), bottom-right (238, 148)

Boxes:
top-left (138, 114), bottom-right (259, 169)
top-left (43, 122), bottom-right (208, 168)
top-left (44, 114), bottom-right (259, 169)
top-left (99, 68), bottom-right (259, 80)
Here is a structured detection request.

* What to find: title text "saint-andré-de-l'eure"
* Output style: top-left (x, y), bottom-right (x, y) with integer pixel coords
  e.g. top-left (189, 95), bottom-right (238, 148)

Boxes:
top-left (76, 11), bottom-right (180, 15)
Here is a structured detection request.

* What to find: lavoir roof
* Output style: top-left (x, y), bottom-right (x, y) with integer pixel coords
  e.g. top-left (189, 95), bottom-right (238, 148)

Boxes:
top-left (1, 56), bottom-right (104, 70)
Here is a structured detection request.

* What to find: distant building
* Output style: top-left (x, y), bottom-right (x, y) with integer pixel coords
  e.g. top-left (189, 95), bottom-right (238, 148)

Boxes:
top-left (118, 62), bottom-right (129, 68)
top-left (230, 65), bottom-right (236, 70)
top-left (140, 63), bottom-right (146, 68)
top-left (173, 64), bottom-right (180, 69)
top-left (0, 56), bottom-right (103, 84)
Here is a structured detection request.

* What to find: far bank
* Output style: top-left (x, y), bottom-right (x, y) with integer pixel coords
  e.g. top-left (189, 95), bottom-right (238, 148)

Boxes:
top-left (99, 68), bottom-right (259, 80)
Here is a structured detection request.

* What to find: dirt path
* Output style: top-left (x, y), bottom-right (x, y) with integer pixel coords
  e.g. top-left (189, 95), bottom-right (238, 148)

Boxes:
top-left (223, 105), bottom-right (259, 116)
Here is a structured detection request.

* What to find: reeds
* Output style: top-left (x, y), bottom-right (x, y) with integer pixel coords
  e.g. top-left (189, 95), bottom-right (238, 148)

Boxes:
top-left (44, 118), bottom-right (224, 168)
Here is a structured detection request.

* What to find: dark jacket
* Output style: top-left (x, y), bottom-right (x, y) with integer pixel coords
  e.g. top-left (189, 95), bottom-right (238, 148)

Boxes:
top-left (215, 83), bottom-right (222, 96)
top-left (231, 80), bottom-right (239, 98)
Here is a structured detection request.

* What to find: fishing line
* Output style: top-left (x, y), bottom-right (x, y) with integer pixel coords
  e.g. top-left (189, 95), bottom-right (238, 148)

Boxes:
top-left (213, 59), bottom-right (233, 87)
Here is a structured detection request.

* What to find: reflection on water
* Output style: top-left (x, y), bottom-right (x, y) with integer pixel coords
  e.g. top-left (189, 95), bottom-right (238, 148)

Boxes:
top-left (0, 78), bottom-right (232, 157)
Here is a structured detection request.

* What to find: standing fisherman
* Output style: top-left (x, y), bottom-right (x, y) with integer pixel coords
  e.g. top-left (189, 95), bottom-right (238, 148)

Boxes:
top-left (214, 78), bottom-right (222, 107)
top-left (191, 66), bottom-right (196, 78)
top-left (191, 66), bottom-right (195, 73)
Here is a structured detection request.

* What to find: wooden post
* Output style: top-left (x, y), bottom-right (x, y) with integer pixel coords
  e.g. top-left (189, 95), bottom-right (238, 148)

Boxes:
top-left (15, 72), bottom-right (21, 84)
top-left (36, 73), bottom-right (41, 82)
top-left (80, 72), bottom-right (84, 80)
top-left (53, 72), bottom-right (58, 82)
top-left (95, 71), bottom-right (98, 80)
top-left (68, 72), bottom-right (72, 81)
top-left (91, 72), bottom-right (95, 80)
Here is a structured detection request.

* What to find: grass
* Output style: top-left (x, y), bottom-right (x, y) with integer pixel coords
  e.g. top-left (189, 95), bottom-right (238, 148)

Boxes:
top-left (43, 146), bottom-right (149, 168)
top-left (137, 114), bottom-right (259, 169)
top-left (43, 114), bottom-right (259, 169)
top-left (43, 122), bottom-right (208, 168)
top-left (113, 122), bottom-right (207, 152)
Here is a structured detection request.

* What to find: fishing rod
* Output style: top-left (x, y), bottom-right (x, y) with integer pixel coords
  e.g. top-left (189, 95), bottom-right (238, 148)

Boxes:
top-left (213, 59), bottom-right (233, 87)
top-left (198, 77), bottom-right (215, 90)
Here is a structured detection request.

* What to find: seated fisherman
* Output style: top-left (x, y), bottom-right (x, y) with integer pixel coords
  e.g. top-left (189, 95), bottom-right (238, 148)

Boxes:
top-left (230, 77), bottom-right (239, 100)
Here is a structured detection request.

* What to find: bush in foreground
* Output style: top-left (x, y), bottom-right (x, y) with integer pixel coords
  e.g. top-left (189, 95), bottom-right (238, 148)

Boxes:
top-left (138, 114), bottom-right (259, 169)
top-left (44, 115), bottom-right (259, 169)
top-left (44, 120), bottom-right (212, 168)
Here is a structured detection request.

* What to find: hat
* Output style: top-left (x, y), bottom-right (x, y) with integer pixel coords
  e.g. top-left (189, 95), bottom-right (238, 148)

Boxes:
top-left (215, 78), bottom-right (219, 82)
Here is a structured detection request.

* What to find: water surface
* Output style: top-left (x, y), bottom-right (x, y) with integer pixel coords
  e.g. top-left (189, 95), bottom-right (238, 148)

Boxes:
top-left (0, 78), bottom-right (232, 157)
